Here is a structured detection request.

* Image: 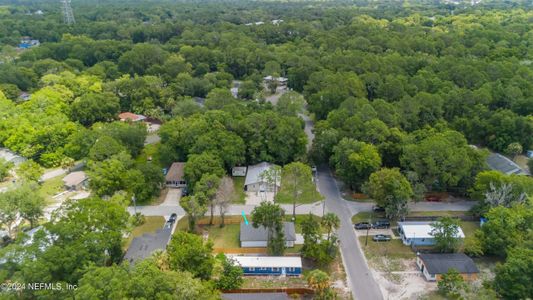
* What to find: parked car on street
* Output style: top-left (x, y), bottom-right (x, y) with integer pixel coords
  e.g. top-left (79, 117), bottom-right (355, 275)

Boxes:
top-left (167, 213), bottom-right (177, 223)
top-left (372, 220), bottom-right (391, 229)
top-left (354, 222), bottom-right (372, 230)
top-left (372, 234), bottom-right (392, 242)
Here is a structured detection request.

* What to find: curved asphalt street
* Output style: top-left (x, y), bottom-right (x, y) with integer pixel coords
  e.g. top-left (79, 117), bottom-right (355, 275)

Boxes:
top-left (316, 165), bottom-right (384, 300)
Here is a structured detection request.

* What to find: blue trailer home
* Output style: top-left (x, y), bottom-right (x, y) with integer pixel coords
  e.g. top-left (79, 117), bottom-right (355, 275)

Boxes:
top-left (398, 221), bottom-right (465, 247)
top-left (231, 256), bottom-right (302, 276)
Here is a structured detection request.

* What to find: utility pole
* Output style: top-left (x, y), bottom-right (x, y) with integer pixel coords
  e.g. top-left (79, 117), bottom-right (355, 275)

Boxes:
top-left (61, 0), bottom-right (75, 25)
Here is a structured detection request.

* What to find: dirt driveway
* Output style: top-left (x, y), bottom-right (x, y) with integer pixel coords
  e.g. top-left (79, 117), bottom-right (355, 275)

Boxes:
top-left (245, 191), bottom-right (275, 205)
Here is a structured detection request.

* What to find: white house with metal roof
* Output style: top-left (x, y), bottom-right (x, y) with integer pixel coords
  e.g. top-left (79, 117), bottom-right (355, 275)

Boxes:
top-left (398, 221), bottom-right (465, 246)
top-left (230, 256), bottom-right (302, 276)
top-left (244, 162), bottom-right (280, 192)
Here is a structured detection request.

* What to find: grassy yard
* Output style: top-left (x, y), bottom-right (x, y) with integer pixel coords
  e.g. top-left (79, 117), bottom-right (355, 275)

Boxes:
top-left (284, 214), bottom-right (323, 234)
top-left (201, 224), bottom-right (240, 248)
top-left (359, 236), bottom-right (416, 260)
top-left (135, 143), bottom-right (164, 169)
top-left (123, 216), bottom-right (166, 250)
top-left (39, 176), bottom-right (66, 204)
top-left (231, 177), bottom-right (246, 204)
top-left (460, 221), bottom-right (480, 237)
top-left (408, 211), bottom-right (472, 217)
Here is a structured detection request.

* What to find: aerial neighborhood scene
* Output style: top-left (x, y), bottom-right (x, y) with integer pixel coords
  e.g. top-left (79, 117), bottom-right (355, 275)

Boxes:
top-left (1, 0), bottom-right (533, 299)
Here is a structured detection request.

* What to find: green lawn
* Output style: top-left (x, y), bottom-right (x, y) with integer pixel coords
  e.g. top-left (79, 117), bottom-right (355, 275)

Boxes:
top-left (284, 214), bottom-right (323, 234)
top-left (358, 236), bottom-right (415, 260)
top-left (460, 221), bottom-right (480, 238)
top-left (123, 216), bottom-right (166, 250)
top-left (39, 176), bottom-right (66, 204)
top-left (135, 143), bottom-right (164, 169)
top-left (231, 177), bottom-right (246, 204)
top-left (202, 224), bottom-right (240, 248)
top-left (408, 210), bottom-right (472, 217)
top-left (275, 178), bottom-right (323, 205)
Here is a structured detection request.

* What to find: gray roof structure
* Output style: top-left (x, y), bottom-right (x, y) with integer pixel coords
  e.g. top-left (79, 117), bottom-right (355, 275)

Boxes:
top-left (62, 171), bottom-right (87, 187)
top-left (419, 253), bottom-right (479, 275)
top-left (222, 293), bottom-right (289, 300)
top-left (165, 162), bottom-right (186, 182)
top-left (123, 227), bottom-right (172, 265)
top-left (240, 222), bottom-right (296, 242)
top-left (244, 162), bottom-right (280, 187)
top-left (486, 153), bottom-right (526, 175)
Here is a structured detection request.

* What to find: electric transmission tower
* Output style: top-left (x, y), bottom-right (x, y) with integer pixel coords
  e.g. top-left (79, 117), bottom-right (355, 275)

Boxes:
top-left (61, 0), bottom-right (75, 25)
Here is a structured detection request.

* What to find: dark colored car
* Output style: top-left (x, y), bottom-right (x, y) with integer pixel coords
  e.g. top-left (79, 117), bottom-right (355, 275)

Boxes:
top-left (167, 213), bottom-right (177, 223)
top-left (372, 205), bottom-right (385, 212)
top-left (372, 220), bottom-right (391, 229)
top-left (372, 234), bottom-right (392, 242)
top-left (354, 222), bottom-right (372, 230)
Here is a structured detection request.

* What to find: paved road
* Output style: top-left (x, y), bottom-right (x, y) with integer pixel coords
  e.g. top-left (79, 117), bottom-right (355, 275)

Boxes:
top-left (343, 199), bottom-right (476, 216)
top-left (128, 202), bottom-right (325, 217)
top-left (317, 165), bottom-right (384, 300)
top-left (40, 161), bottom-right (85, 181)
top-left (298, 112), bottom-right (314, 151)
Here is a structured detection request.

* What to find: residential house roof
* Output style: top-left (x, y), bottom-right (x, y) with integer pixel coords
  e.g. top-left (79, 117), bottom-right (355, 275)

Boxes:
top-left (244, 162), bottom-right (280, 187)
top-left (118, 112), bottom-right (146, 122)
top-left (398, 221), bottom-right (465, 239)
top-left (62, 171), bottom-right (87, 187)
top-left (230, 255), bottom-right (302, 268)
top-left (486, 153), bottom-right (525, 175)
top-left (419, 253), bottom-right (479, 275)
top-left (222, 293), bottom-right (289, 300)
top-left (240, 222), bottom-right (296, 242)
top-left (165, 162), bottom-right (186, 182)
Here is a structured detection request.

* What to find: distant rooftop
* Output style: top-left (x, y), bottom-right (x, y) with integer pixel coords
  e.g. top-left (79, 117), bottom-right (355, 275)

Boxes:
top-left (118, 112), bottom-right (146, 122)
top-left (486, 153), bottom-right (525, 175)
top-left (165, 162), bottom-right (186, 182)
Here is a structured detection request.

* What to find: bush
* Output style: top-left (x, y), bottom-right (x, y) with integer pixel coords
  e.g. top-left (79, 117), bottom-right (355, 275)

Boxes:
top-left (463, 235), bottom-right (484, 257)
top-left (131, 213), bottom-right (146, 226)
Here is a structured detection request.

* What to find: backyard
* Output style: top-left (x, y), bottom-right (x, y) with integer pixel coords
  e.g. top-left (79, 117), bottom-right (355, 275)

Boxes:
top-left (231, 177), bottom-right (246, 204)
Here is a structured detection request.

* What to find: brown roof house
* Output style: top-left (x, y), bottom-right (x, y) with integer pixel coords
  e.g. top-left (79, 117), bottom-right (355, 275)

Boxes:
top-left (165, 162), bottom-right (186, 188)
top-left (62, 171), bottom-right (88, 191)
top-left (118, 112), bottom-right (146, 122)
top-left (416, 253), bottom-right (479, 282)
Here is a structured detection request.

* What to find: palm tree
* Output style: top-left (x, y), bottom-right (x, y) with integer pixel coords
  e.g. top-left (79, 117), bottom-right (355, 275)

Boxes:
top-left (322, 213), bottom-right (340, 242)
top-left (151, 250), bottom-right (170, 271)
top-left (307, 269), bottom-right (331, 298)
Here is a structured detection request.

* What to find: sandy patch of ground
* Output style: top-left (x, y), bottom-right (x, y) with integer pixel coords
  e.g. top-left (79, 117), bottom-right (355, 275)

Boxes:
top-left (161, 188), bottom-right (181, 206)
top-left (354, 228), bottom-right (396, 237)
top-left (369, 258), bottom-right (437, 300)
top-left (245, 191), bottom-right (275, 205)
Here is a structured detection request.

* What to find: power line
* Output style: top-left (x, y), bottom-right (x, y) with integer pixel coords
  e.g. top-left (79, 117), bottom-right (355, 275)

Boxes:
top-left (61, 0), bottom-right (75, 25)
